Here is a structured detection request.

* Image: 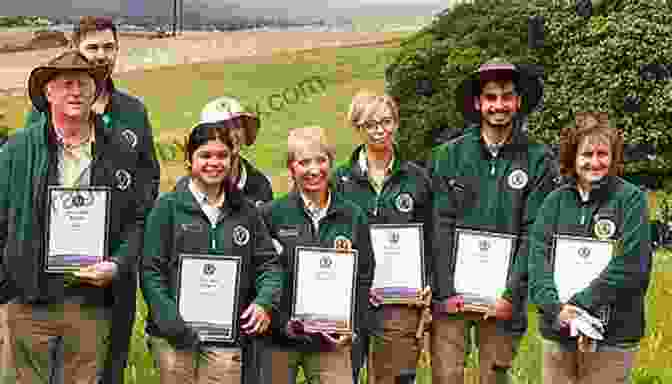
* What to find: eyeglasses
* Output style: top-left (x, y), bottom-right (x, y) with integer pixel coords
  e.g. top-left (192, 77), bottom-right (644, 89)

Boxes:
top-left (358, 117), bottom-right (395, 131)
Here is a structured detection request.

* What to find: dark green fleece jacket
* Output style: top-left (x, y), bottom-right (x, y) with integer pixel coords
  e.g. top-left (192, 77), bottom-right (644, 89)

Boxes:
top-left (528, 176), bottom-right (652, 344)
top-left (141, 187), bottom-right (284, 347)
top-left (427, 123), bottom-right (558, 334)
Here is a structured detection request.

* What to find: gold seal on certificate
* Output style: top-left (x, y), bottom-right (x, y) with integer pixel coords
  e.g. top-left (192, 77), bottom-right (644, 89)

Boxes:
top-left (177, 254), bottom-right (241, 344)
top-left (292, 246), bottom-right (357, 335)
top-left (552, 235), bottom-right (614, 303)
top-left (44, 186), bottom-right (111, 273)
top-left (453, 229), bottom-right (515, 312)
top-left (370, 223), bottom-right (425, 305)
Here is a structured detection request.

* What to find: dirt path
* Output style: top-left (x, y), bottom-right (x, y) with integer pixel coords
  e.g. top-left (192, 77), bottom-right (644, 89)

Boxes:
top-left (0, 30), bottom-right (403, 95)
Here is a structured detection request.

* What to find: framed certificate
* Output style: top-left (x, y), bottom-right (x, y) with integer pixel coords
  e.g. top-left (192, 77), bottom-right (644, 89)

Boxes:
top-left (453, 228), bottom-right (515, 312)
top-left (370, 223), bottom-right (425, 305)
top-left (177, 254), bottom-right (241, 345)
top-left (44, 186), bottom-right (111, 273)
top-left (292, 246), bottom-right (357, 335)
top-left (552, 235), bottom-right (614, 303)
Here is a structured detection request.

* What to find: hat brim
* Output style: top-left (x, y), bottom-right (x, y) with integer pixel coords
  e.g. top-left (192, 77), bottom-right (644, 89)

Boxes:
top-left (28, 65), bottom-right (108, 113)
top-left (457, 66), bottom-right (543, 122)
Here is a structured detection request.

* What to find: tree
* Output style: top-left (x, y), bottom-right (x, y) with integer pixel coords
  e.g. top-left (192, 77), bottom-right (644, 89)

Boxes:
top-left (386, 0), bottom-right (672, 188)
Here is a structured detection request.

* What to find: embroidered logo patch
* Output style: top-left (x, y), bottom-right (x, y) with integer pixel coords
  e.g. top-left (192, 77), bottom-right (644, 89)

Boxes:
top-left (232, 225), bottom-right (250, 246)
top-left (334, 235), bottom-right (352, 251)
top-left (508, 169), bottom-right (528, 190)
top-left (121, 129), bottom-right (138, 149)
top-left (114, 169), bottom-right (132, 191)
top-left (395, 193), bottom-right (414, 213)
top-left (594, 218), bottom-right (616, 240)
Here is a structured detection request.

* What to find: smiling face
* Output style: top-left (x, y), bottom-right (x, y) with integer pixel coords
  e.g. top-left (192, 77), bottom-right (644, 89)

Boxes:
top-left (190, 139), bottom-right (233, 188)
top-left (476, 80), bottom-right (521, 131)
top-left (357, 102), bottom-right (398, 153)
top-left (45, 71), bottom-right (96, 119)
top-left (289, 142), bottom-right (331, 194)
top-left (575, 134), bottom-right (612, 186)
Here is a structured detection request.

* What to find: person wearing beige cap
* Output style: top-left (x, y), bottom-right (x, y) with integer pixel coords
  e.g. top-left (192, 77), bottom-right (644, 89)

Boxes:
top-left (0, 50), bottom-right (151, 384)
top-left (174, 96), bottom-right (273, 208)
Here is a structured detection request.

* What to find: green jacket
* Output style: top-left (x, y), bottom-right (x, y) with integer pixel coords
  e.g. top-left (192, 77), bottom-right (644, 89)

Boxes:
top-left (428, 124), bottom-right (558, 334)
top-left (528, 176), bottom-right (652, 344)
top-left (140, 187), bottom-right (284, 347)
top-left (333, 144), bottom-right (433, 285)
top-left (258, 188), bottom-right (375, 351)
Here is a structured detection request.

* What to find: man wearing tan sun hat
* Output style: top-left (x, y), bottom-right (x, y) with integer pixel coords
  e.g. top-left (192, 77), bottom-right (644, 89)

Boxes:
top-left (173, 96), bottom-right (273, 207)
top-left (0, 50), bottom-right (150, 384)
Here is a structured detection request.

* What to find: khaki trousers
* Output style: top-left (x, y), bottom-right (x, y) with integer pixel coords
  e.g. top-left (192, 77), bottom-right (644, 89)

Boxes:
top-left (258, 342), bottom-right (353, 384)
top-left (431, 312), bottom-right (519, 384)
top-left (541, 338), bottom-right (637, 384)
top-left (3, 302), bottom-right (111, 384)
top-left (0, 305), bottom-right (15, 382)
top-left (368, 305), bottom-right (421, 384)
top-left (149, 336), bottom-right (242, 384)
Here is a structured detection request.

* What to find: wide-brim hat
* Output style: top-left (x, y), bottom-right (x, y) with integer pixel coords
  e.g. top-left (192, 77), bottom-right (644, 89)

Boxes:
top-left (456, 57), bottom-right (543, 123)
top-left (199, 96), bottom-right (260, 146)
top-left (28, 50), bottom-right (108, 113)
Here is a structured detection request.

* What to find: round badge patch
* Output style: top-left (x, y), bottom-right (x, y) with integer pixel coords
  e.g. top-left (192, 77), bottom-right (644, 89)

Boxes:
top-left (334, 235), bottom-right (352, 251)
top-left (395, 193), bottom-right (414, 213)
top-left (594, 218), bottom-right (616, 239)
top-left (121, 129), bottom-right (138, 149)
top-left (508, 169), bottom-right (528, 190)
top-left (232, 225), bottom-right (250, 246)
top-left (114, 169), bottom-right (132, 191)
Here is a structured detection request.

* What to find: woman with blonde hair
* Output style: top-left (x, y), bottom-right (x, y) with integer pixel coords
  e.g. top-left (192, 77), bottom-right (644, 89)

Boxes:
top-left (529, 112), bottom-right (652, 383)
top-left (333, 91), bottom-right (433, 384)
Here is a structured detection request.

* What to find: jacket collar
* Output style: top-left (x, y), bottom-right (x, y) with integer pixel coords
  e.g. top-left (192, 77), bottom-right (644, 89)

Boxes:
top-left (566, 175), bottom-right (620, 204)
top-left (474, 120), bottom-right (529, 160)
top-left (288, 185), bottom-right (346, 219)
top-left (348, 144), bottom-right (406, 182)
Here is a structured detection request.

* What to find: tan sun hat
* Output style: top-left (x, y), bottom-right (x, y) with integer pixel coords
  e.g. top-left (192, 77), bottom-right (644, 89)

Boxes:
top-left (28, 50), bottom-right (108, 113)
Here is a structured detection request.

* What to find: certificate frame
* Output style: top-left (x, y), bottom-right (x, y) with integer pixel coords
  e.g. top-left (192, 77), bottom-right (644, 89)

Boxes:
top-left (176, 253), bottom-right (242, 345)
top-left (370, 223), bottom-right (426, 305)
top-left (452, 228), bottom-right (516, 313)
top-left (44, 186), bottom-right (111, 273)
top-left (551, 234), bottom-right (614, 303)
top-left (291, 246), bottom-right (358, 335)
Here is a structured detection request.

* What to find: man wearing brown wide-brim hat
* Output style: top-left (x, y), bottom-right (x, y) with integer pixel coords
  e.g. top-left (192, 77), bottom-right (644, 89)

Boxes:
top-left (0, 49), bottom-right (150, 384)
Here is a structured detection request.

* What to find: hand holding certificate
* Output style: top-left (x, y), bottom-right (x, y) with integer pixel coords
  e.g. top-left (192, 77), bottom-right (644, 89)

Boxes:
top-left (452, 229), bottom-right (514, 313)
top-left (45, 187), bottom-right (111, 273)
top-left (292, 247), bottom-right (357, 335)
top-left (370, 224), bottom-right (426, 305)
top-left (177, 254), bottom-right (241, 344)
top-left (552, 235), bottom-right (614, 303)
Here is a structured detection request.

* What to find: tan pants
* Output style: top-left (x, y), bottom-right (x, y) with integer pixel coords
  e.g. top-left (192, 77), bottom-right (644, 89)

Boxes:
top-left (3, 302), bottom-right (110, 384)
top-left (149, 336), bottom-right (242, 384)
top-left (431, 312), bottom-right (518, 384)
top-left (368, 306), bottom-right (421, 384)
top-left (542, 338), bottom-right (637, 384)
top-left (0, 305), bottom-right (15, 383)
top-left (259, 343), bottom-right (353, 384)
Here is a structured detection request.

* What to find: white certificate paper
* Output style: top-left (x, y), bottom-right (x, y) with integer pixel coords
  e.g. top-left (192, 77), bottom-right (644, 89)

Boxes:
top-left (178, 255), bottom-right (240, 339)
top-left (293, 247), bottom-right (356, 323)
top-left (553, 235), bottom-right (613, 303)
top-left (46, 187), bottom-right (110, 272)
top-left (453, 229), bottom-right (514, 305)
top-left (370, 224), bottom-right (424, 293)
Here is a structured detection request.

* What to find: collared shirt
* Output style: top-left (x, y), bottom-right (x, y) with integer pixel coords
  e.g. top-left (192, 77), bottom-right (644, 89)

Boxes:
top-left (236, 159), bottom-right (248, 190)
top-left (54, 126), bottom-right (94, 187)
top-left (358, 146), bottom-right (395, 194)
top-left (300, 190), bottom-right (332, 232)
top-left (577, 184), bottom-right (590, 202)
top-left (188, 180), bottom-right (223, 227)
top-left (482, 134), bottom-right (508, 158)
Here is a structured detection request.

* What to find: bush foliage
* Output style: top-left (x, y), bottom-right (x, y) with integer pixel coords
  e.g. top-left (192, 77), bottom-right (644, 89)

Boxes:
top-left (387, 0), bottom-right (672, 186)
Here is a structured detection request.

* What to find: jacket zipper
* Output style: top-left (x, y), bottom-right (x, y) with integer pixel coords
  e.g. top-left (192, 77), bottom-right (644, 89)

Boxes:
top-left (490, 159), bottom-right (495, 176)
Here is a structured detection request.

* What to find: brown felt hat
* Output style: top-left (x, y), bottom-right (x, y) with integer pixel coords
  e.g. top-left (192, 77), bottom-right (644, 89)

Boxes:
top-left (28, 50), bottom-right (108, 112)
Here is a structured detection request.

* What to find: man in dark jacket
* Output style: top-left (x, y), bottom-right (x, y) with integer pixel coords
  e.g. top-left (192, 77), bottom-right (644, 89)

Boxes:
top-left (21, 17), bottom-right (160, 384)
top-left (0, 50), bottom-right (152, 384)
top-left (427, 58), bottom-right (558, 384)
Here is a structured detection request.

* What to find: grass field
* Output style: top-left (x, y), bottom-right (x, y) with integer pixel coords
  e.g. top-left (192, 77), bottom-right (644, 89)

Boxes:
top-left (1, 33), bottom-right (671, 383)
